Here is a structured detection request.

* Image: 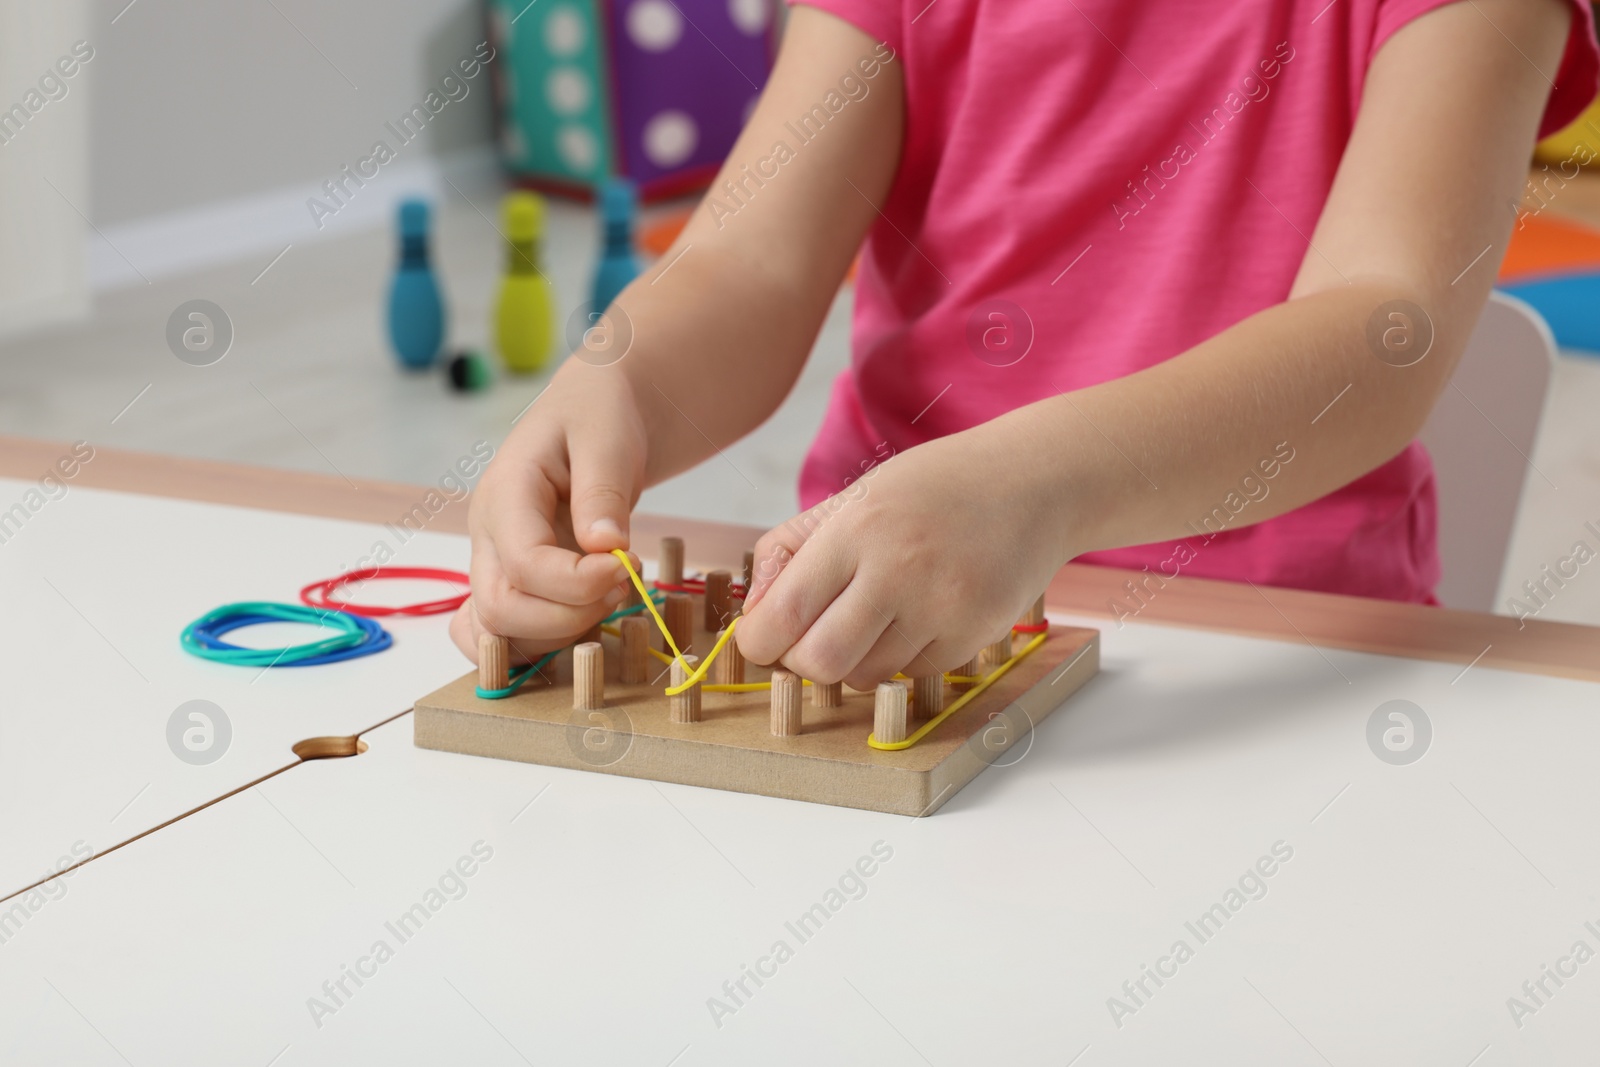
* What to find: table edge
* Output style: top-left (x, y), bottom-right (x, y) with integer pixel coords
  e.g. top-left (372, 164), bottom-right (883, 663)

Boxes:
top-left (6, 434), bottom-right (1594, 683)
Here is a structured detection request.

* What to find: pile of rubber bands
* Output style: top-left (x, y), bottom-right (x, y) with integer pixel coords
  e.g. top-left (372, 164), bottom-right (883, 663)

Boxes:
top-left (180, 566), bottom-right (468, 668)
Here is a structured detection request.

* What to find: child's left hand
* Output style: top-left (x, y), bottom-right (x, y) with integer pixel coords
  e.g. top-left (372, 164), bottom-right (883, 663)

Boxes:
top-left (734, 425), bottom-right (1073, 689)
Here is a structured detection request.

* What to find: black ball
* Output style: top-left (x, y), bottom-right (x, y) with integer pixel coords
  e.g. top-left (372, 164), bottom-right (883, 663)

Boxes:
top-left (447, 349), bottom-right (490, 392)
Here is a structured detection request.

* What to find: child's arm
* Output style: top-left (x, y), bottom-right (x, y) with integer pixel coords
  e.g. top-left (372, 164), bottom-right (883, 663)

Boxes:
top-left (451, 8), bottom-right (901, 660)
top-left (736, 0), bottom-right (1575, 688)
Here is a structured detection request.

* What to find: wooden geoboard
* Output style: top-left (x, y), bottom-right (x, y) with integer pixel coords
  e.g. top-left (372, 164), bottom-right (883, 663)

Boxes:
top-left (415, 599), bottom-right (1099, 816)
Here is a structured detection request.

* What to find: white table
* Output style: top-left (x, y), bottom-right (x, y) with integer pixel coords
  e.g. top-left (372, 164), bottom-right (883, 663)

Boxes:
top-left (2, 439), bottom-right (1598, 1065)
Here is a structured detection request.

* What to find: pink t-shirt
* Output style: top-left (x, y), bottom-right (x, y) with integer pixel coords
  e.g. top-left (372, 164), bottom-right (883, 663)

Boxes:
top-left (795, 0), bottom-right (1599, 603)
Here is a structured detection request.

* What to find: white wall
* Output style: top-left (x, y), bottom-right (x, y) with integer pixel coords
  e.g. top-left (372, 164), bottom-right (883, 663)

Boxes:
top-left (87, 0), bottom-right (497, 224)
top-left (0, 0), bottom-right (509, 307)
top-left (0, 1), bottom-right (92, 338)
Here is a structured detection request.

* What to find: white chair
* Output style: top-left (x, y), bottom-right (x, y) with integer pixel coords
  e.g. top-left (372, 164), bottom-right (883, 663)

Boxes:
top-left (1418, 291), bottom-right (1557, 611)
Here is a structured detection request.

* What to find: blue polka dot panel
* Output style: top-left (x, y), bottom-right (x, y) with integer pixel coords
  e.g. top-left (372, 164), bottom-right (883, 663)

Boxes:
top-left (488, 0), bottom-right (776, 199)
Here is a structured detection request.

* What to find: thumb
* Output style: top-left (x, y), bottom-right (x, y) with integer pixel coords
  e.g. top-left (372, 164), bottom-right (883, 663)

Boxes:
top-left (568, 424), bottom-right (642, 555)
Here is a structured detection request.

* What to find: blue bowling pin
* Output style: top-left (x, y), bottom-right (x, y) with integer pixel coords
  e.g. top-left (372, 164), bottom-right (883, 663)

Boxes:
top-left (590, 178), bottom-right (641, 313)
top-left (387, 199), bottom-right (446, 370)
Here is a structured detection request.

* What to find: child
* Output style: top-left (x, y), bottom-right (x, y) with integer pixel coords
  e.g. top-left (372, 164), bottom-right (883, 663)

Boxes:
top-left (453, 0), bottom-right (1599, 690)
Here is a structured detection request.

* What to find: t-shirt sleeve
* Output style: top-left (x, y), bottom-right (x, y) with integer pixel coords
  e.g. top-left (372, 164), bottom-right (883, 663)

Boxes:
top-left (1374, 0), bottom-right (1600, 138)
top-left (789, 0), bottom-right (904, 55)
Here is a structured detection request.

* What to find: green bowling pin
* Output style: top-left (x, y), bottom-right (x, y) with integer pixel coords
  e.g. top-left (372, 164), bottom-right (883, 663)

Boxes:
top-left (494, 191), bottom-right (556, 374)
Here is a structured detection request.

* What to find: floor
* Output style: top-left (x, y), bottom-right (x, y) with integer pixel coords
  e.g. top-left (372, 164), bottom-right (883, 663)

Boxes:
top-left (4, 180), bottom-right (1600, 625)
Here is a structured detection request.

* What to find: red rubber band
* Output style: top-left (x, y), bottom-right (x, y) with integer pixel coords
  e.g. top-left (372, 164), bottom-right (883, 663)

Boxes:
top-left (300, 566), bottom-right (470, 617)
top-left (1012, 621), bottom-right (1050, 633)
top-left (653, 580), bottom-right (698, 593)
top-left (655, 577), bottom-right (748, 599)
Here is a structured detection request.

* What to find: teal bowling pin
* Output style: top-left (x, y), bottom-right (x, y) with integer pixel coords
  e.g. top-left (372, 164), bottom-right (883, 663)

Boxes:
top-left (388, 199), bottom-right (445, 370)
top-left (590, 178), bottom-right (640, 313)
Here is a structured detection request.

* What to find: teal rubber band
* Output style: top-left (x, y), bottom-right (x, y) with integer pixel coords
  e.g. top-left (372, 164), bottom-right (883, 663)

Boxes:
top-left (476, 649), bottom-right (561, 699)
top-left (606, 598), bottom-right (658, 622)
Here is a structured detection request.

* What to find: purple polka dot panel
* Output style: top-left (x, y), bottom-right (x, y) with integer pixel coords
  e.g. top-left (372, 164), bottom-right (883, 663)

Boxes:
top-left (488, 0), bottom-right (777, 198)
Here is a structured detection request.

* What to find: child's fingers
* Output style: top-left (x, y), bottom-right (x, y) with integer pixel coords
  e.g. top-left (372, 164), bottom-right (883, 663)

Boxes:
top-left (469, 537), bottom-right (621, 627)
top-left (741, 523), bottom-right (805, 614)
top-left (476, 464), bottom-right (591, 591)
top-left (480, 456), bottom-right (634, 604)
top-left (843, 622), bottom-right (938, 692)
top-left (496, 545), bottom-right (629, 607)
top-left (567, 422), bottom-right (641, 555)
top-left (468, 575), bottom-right (630, 646)
top-left (449, 599), bottom-right (481, 662)
top-left (776, 579), bottom-right (893, 684)
top-left (736, 528), bottom-right (854, 666)
top-left (908, 636), bottom-right (979, 680)
top-left (478, 502), bottom-right (629, 606)
top-left (450, 597), bottom-right (599, 665)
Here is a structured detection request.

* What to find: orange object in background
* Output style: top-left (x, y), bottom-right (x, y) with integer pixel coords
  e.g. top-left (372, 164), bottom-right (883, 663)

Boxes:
top-left (1499, 212), bottom-right (1600, 284)
top-left (640, 208), bottom-right (691, 258)
top-left (639, 205), bottom-right (861, 283)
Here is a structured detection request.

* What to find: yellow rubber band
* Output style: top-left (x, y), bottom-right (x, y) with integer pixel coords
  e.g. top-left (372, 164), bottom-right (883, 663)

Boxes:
top-left (867, 630), bottom-right (1049, 751)
top-left (611, 549), bottom-right (686, 661)
top-left (664, 619), bottom-right (740, 694)
top-left (601, 622), bottom-right (677, 666)
top-left (900, 670), bottom-right (984, 685)
top-left (609, 548), bottom-right (740, 695)
top-left (610, 547), bottom-right (1040, 751)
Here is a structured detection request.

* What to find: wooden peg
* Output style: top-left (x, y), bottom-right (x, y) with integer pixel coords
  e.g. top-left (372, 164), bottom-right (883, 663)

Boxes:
top-left (741, 550), bottom-right (755, 593)
top-left (912, 674), bottom-right (944, 721)
top-left (874, 680), bottom-right (908, 744)
top-left (619, 615), bottom-right (650, 684)
top-left (814, 680), bottom-right (842, 707)
top-left (659, 536), bottom-right (684, 587)
top-left (951, 655), bottom-right (981, 692)
top-left (668, 655), bottom-right (701, 723)
top-left (664, 592), bottom-right (694, 654)
top-left (1022, 593), bottom-right (1046, 628)
top-left (704, 569), bottom-right (733, 631)
top-left (573, 642), bottom-right (604, 711)
top-left (478, 633), bottom-right (510, 691)
top-left (712, 627), bottom-right (744, 684)
top-left (770, 669), bottom-right (802, 736)
top-left (982, 635), bottom-right (1013, 668)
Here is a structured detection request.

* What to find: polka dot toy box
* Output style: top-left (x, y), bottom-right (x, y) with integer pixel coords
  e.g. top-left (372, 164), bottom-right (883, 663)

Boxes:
top-left (487, 0), bottom-right (778, 199)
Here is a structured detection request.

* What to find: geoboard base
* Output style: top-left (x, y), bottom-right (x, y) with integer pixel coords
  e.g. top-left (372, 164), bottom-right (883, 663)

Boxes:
top-left (414, 622), bottom-right (1098, 816)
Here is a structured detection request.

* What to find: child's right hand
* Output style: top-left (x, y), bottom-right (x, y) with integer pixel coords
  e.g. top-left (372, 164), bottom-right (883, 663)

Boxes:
top-left (449, 363), bottom-right (647, 664)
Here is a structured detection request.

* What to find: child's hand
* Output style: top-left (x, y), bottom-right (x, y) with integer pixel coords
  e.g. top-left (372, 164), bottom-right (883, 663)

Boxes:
top-left (449, 364), bottom-right (647, 664)
top-left (735, 426), bottom-right (1072, 689)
